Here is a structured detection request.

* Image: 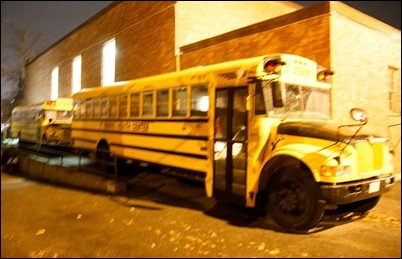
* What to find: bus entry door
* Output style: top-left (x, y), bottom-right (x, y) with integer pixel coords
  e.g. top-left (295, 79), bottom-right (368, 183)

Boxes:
top-left (214, 87), bottom-right (248, 203)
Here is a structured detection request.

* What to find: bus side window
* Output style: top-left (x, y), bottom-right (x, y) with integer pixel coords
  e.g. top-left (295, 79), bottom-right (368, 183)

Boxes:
top-left (157, 89), bottom-right (169, 117)
top-left (73, 100), bottom-right (79, 118)
top-left (191, 84), bottom-right (209, 117)
top-left (101, 97), bottom-right (110, 118)
top-left (119, 94), bottom-right (128, 118)
top-left (172, 86), bottom-right (187, 117)
top-left (142, 91), bottom-right (154, 117)
top-left (130, 93), bottom-right (140, 117)
top-left (73, 100), bottom-right (80, 118)
top-left (86, 99), bottom-right (93, 118)
top-left (94, 98), bottom-right (101, 118)
top-left (110, 96), bottom-right (118, 118)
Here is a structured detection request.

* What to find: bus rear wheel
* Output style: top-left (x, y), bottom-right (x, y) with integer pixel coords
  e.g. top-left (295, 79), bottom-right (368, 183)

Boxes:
top-left (95, 141), bottom-right (114, 174)
top-left (267, 168), bottom-right (325, 231)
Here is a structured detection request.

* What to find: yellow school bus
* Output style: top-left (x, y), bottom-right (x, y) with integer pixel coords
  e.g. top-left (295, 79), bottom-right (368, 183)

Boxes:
top-left (72, 53), bottom-right (396, 230)
top-left (10, 98), bottom-right (73, 143)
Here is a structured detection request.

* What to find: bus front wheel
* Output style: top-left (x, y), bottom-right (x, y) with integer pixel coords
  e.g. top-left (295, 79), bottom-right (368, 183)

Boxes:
top-left (267, 167), bottom-right (325, 231)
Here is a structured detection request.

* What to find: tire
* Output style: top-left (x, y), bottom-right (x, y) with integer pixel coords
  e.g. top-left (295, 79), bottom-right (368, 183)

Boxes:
top-left (268, 167), bottom-right (325, 231)
top-left (95, 142), bottom-right (114, 174)
top-left (95, 141), bottom-right (112, 161)
top-left (337, 196), bottom-right (380, 214)
top-left (41, 134), bottom-right (47, 145)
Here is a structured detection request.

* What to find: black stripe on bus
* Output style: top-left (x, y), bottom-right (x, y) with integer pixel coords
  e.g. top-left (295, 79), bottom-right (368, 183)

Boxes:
top-left (72, 137), bottom-right (208, 160)
top-left (111, 142), bottom-right (208, 160)
top-left (72, 138), bottom-right (207, 178)
top-left (73, 128), bottom-right (208, 141)
top-left (72, 138), bottom-right (96, 145)
top-left (73, 118), bottom-right (209, 123)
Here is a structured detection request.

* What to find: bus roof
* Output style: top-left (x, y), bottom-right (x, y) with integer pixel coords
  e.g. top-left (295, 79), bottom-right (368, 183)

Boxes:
top-left (72, 54), bottom-right (273, 99)
top-left (12, 98), bottom-right (73, 112)
top-left (72, 53), bottom-right (322, 99)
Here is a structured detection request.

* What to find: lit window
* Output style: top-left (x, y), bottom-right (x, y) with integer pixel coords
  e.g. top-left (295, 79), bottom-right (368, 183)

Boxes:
top-left (102, 38), bottom-right (116, 86)
top-left (72, 55), bottom-right (82, 94)
top-left (51, 66), bottom-right (59, 100)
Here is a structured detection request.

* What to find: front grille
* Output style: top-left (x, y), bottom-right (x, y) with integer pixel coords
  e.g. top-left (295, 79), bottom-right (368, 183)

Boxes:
top-left (355, 139), bottom-right (386, 174)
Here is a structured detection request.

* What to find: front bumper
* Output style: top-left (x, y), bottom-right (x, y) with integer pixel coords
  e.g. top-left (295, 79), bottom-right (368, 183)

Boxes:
top-left (320, 175), bottom-right (395, 205)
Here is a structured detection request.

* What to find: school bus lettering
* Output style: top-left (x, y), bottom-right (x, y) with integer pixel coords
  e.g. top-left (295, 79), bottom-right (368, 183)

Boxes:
top-left (122, 121), bottom-right (149, 132)
top-left (101, 121), bottom-right (149, 133)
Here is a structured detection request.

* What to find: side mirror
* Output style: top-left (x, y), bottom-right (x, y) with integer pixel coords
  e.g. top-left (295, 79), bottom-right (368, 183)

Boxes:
top-left (350, 108), bottom-right (368, 124)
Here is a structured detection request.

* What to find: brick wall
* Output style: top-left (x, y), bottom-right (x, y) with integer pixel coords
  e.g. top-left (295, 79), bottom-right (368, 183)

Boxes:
top-left (176, 1), bottom-right (302, 46)
top-left (330, 13), bottom-right (401, 173)
top-left (24, 1), bottom-right (176, 104)
top-left (179, 16), bottom-right (330, 69)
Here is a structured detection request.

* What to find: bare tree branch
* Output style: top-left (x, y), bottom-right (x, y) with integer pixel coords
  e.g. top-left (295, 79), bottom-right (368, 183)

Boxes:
top-left (1, 15), bottom-right (43, 119)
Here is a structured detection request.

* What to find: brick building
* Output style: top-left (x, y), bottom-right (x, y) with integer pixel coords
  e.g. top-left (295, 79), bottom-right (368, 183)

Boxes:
top-left (23, 1), bottom-right (401, 171)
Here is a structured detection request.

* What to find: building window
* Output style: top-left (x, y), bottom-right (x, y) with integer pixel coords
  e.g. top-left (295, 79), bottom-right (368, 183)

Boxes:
top-left (389, 66), bottom-right (401, 113)
top-left (51, 66), bottom-right (59, 100)
top-left (72, 55), bottom-right (82, 94)
top-left (102, 38), bottom-right (116, 86)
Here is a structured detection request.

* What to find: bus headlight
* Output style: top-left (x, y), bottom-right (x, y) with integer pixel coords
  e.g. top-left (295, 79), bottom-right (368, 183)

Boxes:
top-left (320, 165), bottom-right (351, 177)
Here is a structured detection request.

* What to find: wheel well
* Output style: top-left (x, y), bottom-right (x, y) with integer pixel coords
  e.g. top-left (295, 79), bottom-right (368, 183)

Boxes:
top-left (255, 155), bottom-right (312, 209)
top-left (96, 139), bottom-right (109, 151)
top-left (94, 139), bottom-right (111, 160)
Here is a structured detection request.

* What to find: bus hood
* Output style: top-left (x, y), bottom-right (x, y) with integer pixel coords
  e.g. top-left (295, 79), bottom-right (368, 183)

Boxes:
top-left (276, 121), bottom-right (384, 144)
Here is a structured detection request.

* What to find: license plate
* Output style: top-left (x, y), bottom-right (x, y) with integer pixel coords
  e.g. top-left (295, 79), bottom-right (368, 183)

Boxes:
top-left (369, 181), bottom-right (380, 193)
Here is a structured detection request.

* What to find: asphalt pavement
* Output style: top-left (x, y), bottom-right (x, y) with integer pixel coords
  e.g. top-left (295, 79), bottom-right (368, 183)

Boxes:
top-left (1, 166), bottom-right (400, 258)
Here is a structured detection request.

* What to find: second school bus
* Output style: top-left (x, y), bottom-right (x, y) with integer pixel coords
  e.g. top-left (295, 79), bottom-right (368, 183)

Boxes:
top-left (10, 98), bottom-right (73, 143)
top-left (72, 53), bottom-right (396, 230)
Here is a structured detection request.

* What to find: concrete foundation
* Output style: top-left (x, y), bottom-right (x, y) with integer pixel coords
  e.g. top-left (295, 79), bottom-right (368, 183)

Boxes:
top-left (15, 153), bottom-right (127, 194)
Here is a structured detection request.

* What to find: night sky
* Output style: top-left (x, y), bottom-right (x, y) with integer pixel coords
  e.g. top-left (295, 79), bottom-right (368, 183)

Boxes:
top-left (1, 1), bottom-right (114, 52)
top-left (294, 1), bottom-right (401, 30)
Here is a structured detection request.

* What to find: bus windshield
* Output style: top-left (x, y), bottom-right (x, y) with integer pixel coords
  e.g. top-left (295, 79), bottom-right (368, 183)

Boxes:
top-left (257, 80), bottom-right (330, 120)
top-left (44, 110), bottom-right (73, 123)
